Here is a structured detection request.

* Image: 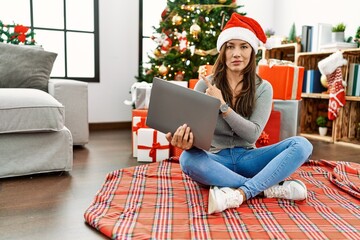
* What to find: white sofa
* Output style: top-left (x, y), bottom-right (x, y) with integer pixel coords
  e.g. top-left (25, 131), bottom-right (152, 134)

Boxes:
top-left (0, 80), bottom-right (89, 178)
top-left (0, 42), bottom-right (89, 178)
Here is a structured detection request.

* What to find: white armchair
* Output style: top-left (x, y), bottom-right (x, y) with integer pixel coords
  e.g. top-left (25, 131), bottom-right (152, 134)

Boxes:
top-left (49, 79), bottom-right (89, 145)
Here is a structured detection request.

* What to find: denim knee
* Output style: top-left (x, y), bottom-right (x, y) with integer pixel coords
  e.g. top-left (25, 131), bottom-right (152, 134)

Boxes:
top-left (179, 148), bottom-right (204, 175)
top-left (290, 136), bottom-right (313, 163)
top-left (179, 148), bottom-right (207, 175)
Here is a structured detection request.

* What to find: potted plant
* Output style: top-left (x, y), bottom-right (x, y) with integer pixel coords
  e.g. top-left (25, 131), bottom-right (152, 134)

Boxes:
top-left (316, 116), bottom-right (328, 136)
top-left (354, 26), bottom-right (360, 47)
top-left (332, 23), bottom-right (346, 43)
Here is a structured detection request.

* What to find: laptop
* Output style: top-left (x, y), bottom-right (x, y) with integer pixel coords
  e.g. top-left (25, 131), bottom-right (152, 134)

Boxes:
top-left (146, 77), bottom-right (220, 150)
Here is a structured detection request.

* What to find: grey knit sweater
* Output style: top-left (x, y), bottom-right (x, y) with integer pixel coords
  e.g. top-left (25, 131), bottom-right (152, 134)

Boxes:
top-left (195, 76), bottom-right (273, 152)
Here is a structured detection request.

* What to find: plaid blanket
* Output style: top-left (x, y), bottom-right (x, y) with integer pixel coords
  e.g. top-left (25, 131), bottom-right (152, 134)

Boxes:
top-left (84, 160), bottom-right (360, 239)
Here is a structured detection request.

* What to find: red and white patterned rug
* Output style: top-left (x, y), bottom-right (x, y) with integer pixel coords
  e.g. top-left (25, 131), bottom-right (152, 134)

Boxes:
top-left (84, 159), bottom-right (360, 239)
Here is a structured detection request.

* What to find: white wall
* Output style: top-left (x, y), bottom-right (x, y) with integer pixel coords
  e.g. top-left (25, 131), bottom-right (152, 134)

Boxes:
top-left (88, 0), bottom-right (139, 123)
top-left (241, 0), bottom-right (359, 48)
top-left (92, 0), bottom-right (360, 123)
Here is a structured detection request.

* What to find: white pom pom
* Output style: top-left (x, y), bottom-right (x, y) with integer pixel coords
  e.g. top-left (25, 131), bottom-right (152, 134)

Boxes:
top-left (318, 51), bottom-right (348, 75)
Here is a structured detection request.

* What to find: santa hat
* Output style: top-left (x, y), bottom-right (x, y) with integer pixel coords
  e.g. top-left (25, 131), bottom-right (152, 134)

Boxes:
top-left (217, 13), bottom-right (269, 53)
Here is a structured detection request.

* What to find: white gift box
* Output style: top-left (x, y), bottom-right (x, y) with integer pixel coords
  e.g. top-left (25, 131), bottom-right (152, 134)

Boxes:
top-left (132, 116), bottom-right (148, 157)
top-left (273, 99), bottom-right (301, 140)
top-left (137, 128), bottom-right (169, 162)
top-left (135, 85), bottom-right (152, 109)
top-left (124, 81), bottom-right (152, 109)
top-left (169, 80), bottom-right (188, 88)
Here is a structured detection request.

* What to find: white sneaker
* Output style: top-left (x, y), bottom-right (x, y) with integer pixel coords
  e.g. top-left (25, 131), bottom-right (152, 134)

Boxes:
top-left (208, 186), bottom-right (243, 214)
top-left (264, 180), bottom-right (307, 201)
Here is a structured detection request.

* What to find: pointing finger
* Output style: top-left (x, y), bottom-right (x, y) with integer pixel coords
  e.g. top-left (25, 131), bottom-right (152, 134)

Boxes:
top-left (200, 75), bottom-right (212, 88)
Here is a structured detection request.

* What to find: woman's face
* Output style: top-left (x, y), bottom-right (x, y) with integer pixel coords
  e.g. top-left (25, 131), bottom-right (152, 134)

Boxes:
top-left (225, 39), bottom-right (252, 73)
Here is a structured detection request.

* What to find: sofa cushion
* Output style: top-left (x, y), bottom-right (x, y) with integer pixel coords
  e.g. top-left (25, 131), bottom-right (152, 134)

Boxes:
top-left (0, 89), bottom-right (65, 133)
top-left (0, 43), bottom-right (57, 92)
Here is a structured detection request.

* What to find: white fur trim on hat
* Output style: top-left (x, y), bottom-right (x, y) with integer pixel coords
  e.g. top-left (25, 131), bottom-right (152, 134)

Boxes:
top-left (217, 27), bottom-right (260, 53)
top-left (318, 51), bottom-right (347, 76)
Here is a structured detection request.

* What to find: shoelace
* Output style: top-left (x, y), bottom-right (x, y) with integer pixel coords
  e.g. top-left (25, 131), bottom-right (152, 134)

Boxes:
top-left (222, 189), bottom-right (241, 208)
top-left (265, 185), bottom-right (289, 199)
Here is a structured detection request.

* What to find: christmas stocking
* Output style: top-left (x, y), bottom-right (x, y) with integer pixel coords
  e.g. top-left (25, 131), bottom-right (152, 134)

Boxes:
top-left (318, 51), bottom-right (348, 120)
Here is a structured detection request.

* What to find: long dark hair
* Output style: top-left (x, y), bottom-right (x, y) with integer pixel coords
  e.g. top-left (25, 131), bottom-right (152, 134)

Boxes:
top-left (212, 44), bottom-right (262, 118)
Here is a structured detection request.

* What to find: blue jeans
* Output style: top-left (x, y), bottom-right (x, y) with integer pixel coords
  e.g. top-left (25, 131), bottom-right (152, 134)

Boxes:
top-left (179, 136), bottom-right (313, 200)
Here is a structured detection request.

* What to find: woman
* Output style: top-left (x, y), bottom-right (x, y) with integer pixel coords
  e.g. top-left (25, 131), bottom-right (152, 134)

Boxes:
top-left (165, 13), bottom-right (313, 214)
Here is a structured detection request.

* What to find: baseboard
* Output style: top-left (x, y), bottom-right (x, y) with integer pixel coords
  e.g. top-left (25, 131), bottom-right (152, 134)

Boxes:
top-left (89, 122), bottom-right (131, 131)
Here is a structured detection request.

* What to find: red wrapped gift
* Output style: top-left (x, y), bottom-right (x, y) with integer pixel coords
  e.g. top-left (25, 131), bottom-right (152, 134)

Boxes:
top-left (137, 128), bottom-right (169, 162)
top-left (258, 61), bottom-right (304, 100)
top-left (170, 145), bottom-right (183, 158)
top-left (189, 79), bottom-right (199, 89)
top-left (256, 110), bottom-right (281, 148)
top-left (132, 109), bottom-right (149, 157)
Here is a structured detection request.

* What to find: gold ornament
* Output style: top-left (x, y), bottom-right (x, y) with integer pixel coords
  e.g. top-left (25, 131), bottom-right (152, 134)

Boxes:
top-left (190, 23), bottom-right (201, 39)
top-left (153, 49), bottom-right (161, 58)
top-left (158, 65), bottom-right (168, 76)
top-left (320, 74), bottom-right (328, 89)
top-left (172, 14), bottom-right (182, 25)
top-left (218, 0), bottom-right (227, 3)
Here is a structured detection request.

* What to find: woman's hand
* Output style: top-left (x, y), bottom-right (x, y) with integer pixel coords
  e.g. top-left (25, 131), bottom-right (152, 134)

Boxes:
top-left (165, 124), bottom-right (194, 150)
top-left (201, 75), bottom-right (226, 105)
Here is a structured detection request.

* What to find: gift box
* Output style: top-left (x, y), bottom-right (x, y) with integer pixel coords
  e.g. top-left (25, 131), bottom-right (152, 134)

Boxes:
top-left (258, 60), bottom-right (304, 100)
top-left (273, 99), bottom-right (301, 140)
top-left (132, 109), bottom-right (149, 157)
top-left (256, 110), bottom-right (281, 147)
top-left (170, 145), bottom-right (183, 158)
top-left (169, 80), bottom-right (188, 88)
top-left (189, 79), bottom-right (199, 89)
top-left (124, 82), bottom-right (152, 109)
top-left (137, 128), bottom-right (170, 162)
top-left (198, 65), bottom-right (213, 78)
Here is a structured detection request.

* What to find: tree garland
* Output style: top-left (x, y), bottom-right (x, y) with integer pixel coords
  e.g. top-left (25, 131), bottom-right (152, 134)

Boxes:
top-left (0, 21), bottom-right (36, 45)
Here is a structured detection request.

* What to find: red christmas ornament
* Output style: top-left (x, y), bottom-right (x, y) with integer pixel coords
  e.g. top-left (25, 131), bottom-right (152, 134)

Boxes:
top-left (161, 7), bottom-right (169, 19)
top-left (161, 35), bottom-right (172, 52)
top-left (177, 31), bottom-right (188, 53)
top-left (174, 71), bottom-right (184, 81)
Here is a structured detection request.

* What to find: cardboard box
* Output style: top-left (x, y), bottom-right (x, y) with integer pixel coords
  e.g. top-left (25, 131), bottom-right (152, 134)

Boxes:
top-left (258, 64), bottom-right (304, 100)
top-left (137, 128), bottom-right (169, 162)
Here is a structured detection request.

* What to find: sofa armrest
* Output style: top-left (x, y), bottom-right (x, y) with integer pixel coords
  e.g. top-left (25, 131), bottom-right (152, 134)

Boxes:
top-left (48, 79), bottom-right (89, 145)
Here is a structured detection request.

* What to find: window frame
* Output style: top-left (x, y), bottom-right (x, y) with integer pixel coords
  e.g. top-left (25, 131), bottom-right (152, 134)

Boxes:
top-left (28, 0), bottom-right (100, 82)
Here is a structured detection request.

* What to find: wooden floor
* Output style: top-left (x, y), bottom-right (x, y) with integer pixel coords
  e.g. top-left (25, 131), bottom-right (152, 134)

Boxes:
top-left (1, 129), bottom-right (359, 240)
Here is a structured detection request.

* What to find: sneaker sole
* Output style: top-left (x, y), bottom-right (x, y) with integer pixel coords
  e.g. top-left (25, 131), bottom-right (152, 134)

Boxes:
top-left (208, 187), bottom-right (218, 214)
top-left (291, 179), bottom-right (308, 200)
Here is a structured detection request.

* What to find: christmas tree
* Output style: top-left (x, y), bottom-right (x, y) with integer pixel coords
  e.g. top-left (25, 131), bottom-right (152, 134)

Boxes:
top-left (137, 0), bottom-right (244, 83)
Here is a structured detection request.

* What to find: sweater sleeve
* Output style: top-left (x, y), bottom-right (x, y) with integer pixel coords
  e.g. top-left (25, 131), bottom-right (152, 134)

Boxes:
top-left (223, 80), bottom-right (273, 143)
